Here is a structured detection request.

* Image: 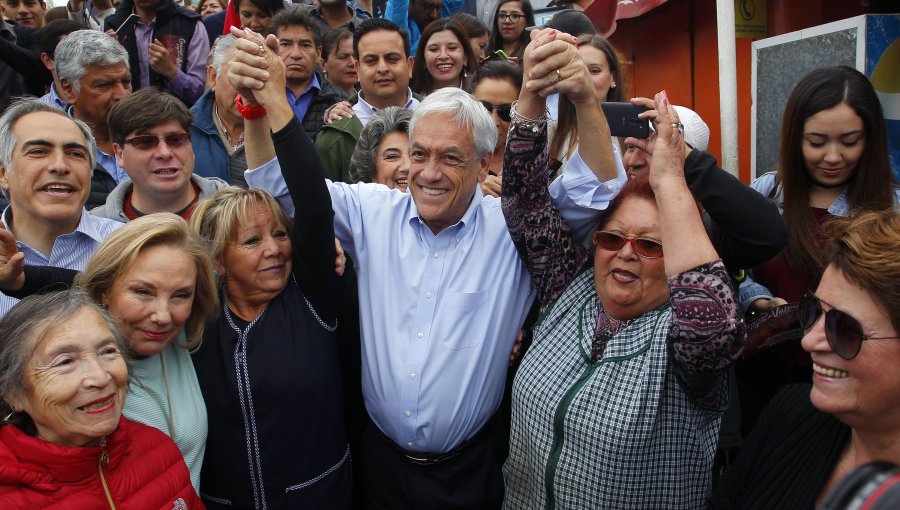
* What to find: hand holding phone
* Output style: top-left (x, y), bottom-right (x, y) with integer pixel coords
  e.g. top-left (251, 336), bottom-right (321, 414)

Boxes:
top-left (601, 102), bottom-right (650, 139)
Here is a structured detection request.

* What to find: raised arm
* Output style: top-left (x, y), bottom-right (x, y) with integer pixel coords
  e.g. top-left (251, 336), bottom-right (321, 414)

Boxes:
top-left (502, 29), bottom-right (603, 311)
top-left (648, 93), bottom-right (743, 405)
top-left (228, 27), bottom-right (338, 322)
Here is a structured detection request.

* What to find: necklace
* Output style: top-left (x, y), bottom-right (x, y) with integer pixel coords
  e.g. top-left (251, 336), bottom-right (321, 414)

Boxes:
top-left (213, 104), bottom-right (244, 154)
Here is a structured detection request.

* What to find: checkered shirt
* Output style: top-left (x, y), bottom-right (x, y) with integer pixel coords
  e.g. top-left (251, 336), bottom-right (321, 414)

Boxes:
top-left (503, 268), bottom-right (724, 510)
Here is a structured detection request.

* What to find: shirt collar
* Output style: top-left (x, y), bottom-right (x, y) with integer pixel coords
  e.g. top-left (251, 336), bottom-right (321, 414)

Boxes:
top-left (406, 184), bottom-right (483, 235)
top-left (357, 87), bottom-right (415, 113)
top-left (2, 205), bottom-right (99, 244)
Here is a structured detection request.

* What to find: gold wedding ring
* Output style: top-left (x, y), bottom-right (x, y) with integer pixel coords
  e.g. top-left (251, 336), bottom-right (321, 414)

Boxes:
top-left (556, 69), bottom-right (561, 82)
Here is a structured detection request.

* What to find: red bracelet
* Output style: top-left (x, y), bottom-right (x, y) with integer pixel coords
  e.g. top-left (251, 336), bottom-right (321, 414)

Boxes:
top-left (235, 95), bottom-right (267, 120)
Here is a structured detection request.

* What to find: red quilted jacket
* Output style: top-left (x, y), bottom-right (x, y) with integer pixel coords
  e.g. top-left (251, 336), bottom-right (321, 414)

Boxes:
top-left (0, 417), bottom-right (204, 509)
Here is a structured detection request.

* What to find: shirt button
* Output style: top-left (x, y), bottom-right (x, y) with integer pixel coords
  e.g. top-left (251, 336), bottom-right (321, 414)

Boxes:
top-left (607, 184), bottom-right (615, 190)
top-left (407, 442), bottom-right (414, 448)
top-left (426, 292), bottom-right (432, 298)
top-left (409, 372), bottom-right (416, 379)
top-left (417, 331), bottom-right (424, 338)
top-left (433, 251), bottom-right (439, 258)
top-left (404, 410), bottom-right (412, 417)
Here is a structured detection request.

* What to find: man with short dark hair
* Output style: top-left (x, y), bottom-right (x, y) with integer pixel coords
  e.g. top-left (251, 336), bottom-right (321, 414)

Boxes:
top-left (2, 0), bottom-right (46, 28)
top-left (0, 99), bottom-right (122, 317)
top-left (314, 18), bottom-right (419, 182)
top-left (104, 0), bottom-right (209, 106)
top-left (269, 5), bottom-right (347, 142)
top-left (94, 87), bottom-right (228, 223)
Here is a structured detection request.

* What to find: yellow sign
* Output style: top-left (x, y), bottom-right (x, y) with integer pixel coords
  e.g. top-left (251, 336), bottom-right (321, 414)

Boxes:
top-left (735, 0), bottom-right (767, 39)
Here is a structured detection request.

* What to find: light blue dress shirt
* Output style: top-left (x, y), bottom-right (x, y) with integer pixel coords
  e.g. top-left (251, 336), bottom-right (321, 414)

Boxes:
top-left (246, 149), bottom-right (624, 453)
top-left (0, 208), bottom-right (123, 317)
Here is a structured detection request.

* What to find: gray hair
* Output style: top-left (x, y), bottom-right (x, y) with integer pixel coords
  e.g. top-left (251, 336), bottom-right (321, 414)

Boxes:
top-left (348, 107), bottom-right (413, 184)
top-left (55, 29), bottom-right (129, 92)
top-left (0, 98), bottom-right (97, 173)
top-left (0, 289), bottom-right (127, 432)
top-left (208, 34), bottom-right (238, 76)
top-left (409, 87), bottom-right (497, 158)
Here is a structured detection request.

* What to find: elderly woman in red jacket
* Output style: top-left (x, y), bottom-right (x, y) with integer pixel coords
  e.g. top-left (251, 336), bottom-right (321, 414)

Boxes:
top-left (0, 290), bottom-right (203, 509)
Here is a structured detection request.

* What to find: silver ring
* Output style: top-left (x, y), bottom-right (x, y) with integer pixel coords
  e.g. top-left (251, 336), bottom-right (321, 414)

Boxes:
top-left (672, 122), bottom-right (684, 133)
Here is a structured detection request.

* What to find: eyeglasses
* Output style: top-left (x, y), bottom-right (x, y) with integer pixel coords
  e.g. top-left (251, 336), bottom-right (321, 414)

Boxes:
top-left (499, 11), bottom-right (524, 23)
top-left (123, 132), bottom-right (191, 151)
top-left (419, 1), bottom-right (440, 13)
top-left (799, 291), bottom-right (900, 360)
top-left (591, 231), bottom-right (663, 259)
top-left (481, 101), bottom-right (512, 122)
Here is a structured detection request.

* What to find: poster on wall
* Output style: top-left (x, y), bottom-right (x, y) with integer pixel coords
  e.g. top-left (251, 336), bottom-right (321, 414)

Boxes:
top-left (867, 15), bottom-right (900, 183)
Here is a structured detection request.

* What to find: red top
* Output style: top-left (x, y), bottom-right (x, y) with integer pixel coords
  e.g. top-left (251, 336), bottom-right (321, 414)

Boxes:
top-left (0, 417), bottom-right (204, 509)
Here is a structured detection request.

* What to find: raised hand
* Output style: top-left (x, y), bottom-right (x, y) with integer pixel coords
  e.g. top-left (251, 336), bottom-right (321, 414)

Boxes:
top-left (227, 26), bottom-right (286, 108)
top-left (647, 91), bottom-right (688, 189)
top-left (0, 225), bottom-right (25, 291)
top-left (149, 39), bottom-right (178, 80)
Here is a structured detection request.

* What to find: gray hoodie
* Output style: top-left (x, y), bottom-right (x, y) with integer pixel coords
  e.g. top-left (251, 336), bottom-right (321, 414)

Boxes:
top-left (91, 174), bottom-right (229, 223)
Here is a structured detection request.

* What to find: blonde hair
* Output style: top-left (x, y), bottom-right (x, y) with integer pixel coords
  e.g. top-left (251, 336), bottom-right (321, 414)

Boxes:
top-left (189, 187), bottom-right (291, 271)
top-left (74, 213), bottom-right (218, 350)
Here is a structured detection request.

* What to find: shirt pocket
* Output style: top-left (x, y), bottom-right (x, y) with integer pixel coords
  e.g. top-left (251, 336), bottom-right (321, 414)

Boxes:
top-left (440, 289), bottom-right (489, 350)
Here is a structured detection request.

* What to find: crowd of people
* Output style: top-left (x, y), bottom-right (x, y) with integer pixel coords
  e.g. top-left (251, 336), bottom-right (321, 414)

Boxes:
top-left (0, 1), bottom-right (898, 509)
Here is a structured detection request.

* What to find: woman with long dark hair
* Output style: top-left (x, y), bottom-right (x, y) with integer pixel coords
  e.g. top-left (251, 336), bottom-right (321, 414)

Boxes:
top-left (487, 0), bottom-right (534, 64)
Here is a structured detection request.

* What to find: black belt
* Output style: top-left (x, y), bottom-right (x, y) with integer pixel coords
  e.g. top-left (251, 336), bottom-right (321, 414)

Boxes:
top-left (374, 415), bottom-right (497, 467)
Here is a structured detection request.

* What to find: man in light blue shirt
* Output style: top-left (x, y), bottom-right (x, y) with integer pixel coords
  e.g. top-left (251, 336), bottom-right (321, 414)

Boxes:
top-left (0, 100), bottom-right (123, 317)
top-left (233, 29), bottom-right (625, 503)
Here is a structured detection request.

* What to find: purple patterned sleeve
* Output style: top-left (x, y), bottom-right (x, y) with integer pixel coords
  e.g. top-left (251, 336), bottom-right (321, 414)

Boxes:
top-left (501, 121), bottom-right (590, 312)
top-left (667, 259), bottom-right (746, 407)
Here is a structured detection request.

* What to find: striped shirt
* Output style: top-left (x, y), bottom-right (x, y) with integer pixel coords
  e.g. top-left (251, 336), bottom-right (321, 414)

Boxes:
top-left (0, 207), bottom-right (123, 317)
top-left (39, 85), bottom-right (68, 110)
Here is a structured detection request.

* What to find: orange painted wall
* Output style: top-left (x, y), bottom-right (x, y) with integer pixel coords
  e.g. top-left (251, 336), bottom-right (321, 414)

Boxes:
top-left (606, 0), bottom-right (869, 183)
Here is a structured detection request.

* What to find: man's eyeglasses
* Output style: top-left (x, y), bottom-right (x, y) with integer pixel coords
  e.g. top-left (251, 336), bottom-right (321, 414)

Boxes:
top-left (591, 231), bottom-right (663, 259)
top-left (481, 101), bottom-right (512, 122)
top-left (799, 291), bottom-right (900, 360)
top-left (123, 133), bottom-right (191, 151)
top-left (499, 11), bottom-right (524, 23)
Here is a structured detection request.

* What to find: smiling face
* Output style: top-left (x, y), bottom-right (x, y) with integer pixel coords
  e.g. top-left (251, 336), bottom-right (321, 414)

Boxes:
top-left (801, 265), bottom-right (900, 430)
top-left (3, 0), bottom-right (45, 28)
top-left (408, 112), bottom-right (489, 234)
top-left (62, 63), bottom-right (132, 130)
top-left (593, 196), bottom-right (668, 320)
top-left (324, 36), bottom-right (357, 92)
top-left (11, 307), bottom-right (127, 447)
top-left (497, 1), bottom-right (525, 43)
top-left (473, 77), bottom-right (517, 156)
top-left (423, 29), bottom-right (466, 90)
top-left (374, 130), bottom-right (410, 191)
top-left (579, 44), bottom-right (615, 103)
top-left (276, 24), bottom-right (320, 88)
top-left (113, 119), bottom-right (195, 206)
top-left (104, 244), bottom-right (196, 358)
top-left (221, 202), bottom-right (293, 304)
top-left (238, 1), bottom-right (273, 32)
top-left (801, 102), bottom-right (865, 190)
top-left (356, 29), bottom-right (413, 110)
top-left (0, 112), bottom-right (91, 232)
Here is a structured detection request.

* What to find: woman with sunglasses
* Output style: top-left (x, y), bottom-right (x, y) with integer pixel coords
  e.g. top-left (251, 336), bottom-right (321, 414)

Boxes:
top-left (471, 60), bottom-right (522, 196)
top-left (711, 208), bottom-right (900, 508)
top-left (501, 30), bottom-right (743, 508)
top-left (737, 66), bottom-right (900, 434)
top-left (488, 0), bottom-right (534, 65)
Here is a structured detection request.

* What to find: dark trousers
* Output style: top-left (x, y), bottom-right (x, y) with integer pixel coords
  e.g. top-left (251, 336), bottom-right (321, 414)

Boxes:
top-left (358, 418), bottom-right (505, 510)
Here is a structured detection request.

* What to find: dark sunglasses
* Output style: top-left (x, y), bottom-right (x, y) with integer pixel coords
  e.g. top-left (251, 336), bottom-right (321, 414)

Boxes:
top-left (123, 132), bottom-right (191, 151)
top-left (592, 231), bottom-right (663, 259)
top-left (481, 101), bottom-right (512, 122)
top-left (799, 291), bottom-right (900, 360)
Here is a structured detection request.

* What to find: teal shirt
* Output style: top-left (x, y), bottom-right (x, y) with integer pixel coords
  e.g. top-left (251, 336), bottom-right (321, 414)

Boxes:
top-left (124, 335), bottom-right (207, 492)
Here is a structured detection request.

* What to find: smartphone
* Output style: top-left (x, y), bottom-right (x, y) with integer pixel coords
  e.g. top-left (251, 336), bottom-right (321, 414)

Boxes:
top-left (601, 103), bottom-right (650, 139)
top-left (114, 13), bottom-right (139, 36)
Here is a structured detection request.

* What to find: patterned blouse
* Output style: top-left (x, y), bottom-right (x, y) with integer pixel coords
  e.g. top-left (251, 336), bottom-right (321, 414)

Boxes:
top-left (500, 119), bottom-right (745, 509)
